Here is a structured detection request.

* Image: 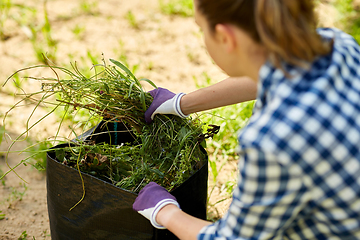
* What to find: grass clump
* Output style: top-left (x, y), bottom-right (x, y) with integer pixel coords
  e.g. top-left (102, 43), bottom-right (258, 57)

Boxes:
top-left (125, 10), bottom-right (140, 29)
top-left (332, 0), bottom-right (360, 43)
top-left (0, 0), bottom-right (34, 41)
top-left (1, 58), bottom-right (216, 193)
top-left (159, 0), bottom-right (194, 17)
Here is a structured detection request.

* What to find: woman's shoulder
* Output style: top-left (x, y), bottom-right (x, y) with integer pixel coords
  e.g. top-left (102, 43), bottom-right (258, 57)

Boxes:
top-left (317, 27), bottom-right (358, 46)
top-left (317, 27), bottom-right (360, 64)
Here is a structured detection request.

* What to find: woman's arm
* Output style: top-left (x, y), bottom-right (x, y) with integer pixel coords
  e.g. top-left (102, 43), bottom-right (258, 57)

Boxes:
top-left (180, 76), bottom-right (257, 115)
top-left (156, 204), bottom-right (212, 240)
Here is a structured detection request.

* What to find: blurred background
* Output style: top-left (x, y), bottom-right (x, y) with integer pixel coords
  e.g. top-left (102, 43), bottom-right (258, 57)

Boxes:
top-left (0, 0), bottom-right (359, 239)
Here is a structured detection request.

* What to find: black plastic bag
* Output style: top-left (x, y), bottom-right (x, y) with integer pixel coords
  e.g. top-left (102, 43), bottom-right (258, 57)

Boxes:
top-left (46, 121), bottom-right (208, 240)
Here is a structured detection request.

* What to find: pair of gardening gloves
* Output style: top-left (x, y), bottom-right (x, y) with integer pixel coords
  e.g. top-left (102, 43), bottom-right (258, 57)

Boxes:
top-left (133, 88), bottom-right (188, 229)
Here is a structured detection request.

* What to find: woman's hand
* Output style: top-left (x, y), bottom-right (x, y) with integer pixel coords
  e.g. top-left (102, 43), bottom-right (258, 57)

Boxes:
top-left (133, 182), bottom-right (212, 240)
top-left (132, 182), bottom-right (180, 229)
top-left (144, 88), bottom-right (188, 123)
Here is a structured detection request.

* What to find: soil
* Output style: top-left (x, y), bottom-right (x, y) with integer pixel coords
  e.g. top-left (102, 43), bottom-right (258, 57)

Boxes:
top-left (0, 0), bottom-right (337, 239)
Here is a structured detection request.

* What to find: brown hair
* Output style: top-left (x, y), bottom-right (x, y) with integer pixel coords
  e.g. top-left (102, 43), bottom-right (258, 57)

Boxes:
top-left (195, 0), bottom-right (332, 71)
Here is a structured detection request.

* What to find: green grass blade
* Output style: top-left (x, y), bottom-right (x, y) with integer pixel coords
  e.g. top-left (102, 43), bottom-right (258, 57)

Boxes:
top-left (140, 78), bottom-right (158, 89)
top-left (110, 59), bottom-right (137, 81)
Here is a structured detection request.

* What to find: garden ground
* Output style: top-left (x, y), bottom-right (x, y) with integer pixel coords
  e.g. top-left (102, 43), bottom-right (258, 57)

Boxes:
top-left (0, 0), bottom-right (343, 239)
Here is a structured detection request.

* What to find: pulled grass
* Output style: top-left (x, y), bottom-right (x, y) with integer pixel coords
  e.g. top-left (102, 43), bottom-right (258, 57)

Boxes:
top-left (1, 58), bottom-right (217, 193)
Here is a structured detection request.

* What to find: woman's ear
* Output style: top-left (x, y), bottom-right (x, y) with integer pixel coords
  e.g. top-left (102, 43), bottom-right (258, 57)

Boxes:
top-left (214, 24), bottom-right (237, 53)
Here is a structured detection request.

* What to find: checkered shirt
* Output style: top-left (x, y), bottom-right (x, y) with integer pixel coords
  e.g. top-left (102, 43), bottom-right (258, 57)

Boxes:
top-left (198, 28), bottom-right (360, 240)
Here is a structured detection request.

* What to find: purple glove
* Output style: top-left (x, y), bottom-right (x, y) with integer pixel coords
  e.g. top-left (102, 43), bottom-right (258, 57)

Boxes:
top-left (133, 182), bottom-right (180, 229)
top-left (145, 87), bottom-right (189, 123)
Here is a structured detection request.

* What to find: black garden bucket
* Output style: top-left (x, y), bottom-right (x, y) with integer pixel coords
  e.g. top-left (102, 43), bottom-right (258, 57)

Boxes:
top-left (46, 121), bottom-right (208, 240)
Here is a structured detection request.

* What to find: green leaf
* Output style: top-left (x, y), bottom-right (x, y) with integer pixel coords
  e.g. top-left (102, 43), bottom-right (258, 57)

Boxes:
top-left (110, 59), bottom-right (137, 81)
top-left (0, 126), bottom-right (4, 145)
top-left (112, 67), bottom-right (127, 80)
top-left (55, 149), bottom-right (66, 162)
top-left (128, 82), bottom-right (135, 98)
top-left (114, 174), bottom-right (120, 182)
top-left (178, 126), bottom-right (192, 143)
top-left (239, 101), bottom-right (255, 120)
top-left (150, 168), bottom-right (164, 178)
top-left (209, 160), bottom-right (218, 182)
top-left (200, 140), bottom-right (207, 148)
top-left (139, 91), bottom-right (146, 111)
top-left (140, 78), bottom-right (158, 89)
top-left (0, 211), bottom-right (5, 220)
top-left (33, 162), bottom-right (46, 171)
top-left (103, 83), bottom-right (110, 94)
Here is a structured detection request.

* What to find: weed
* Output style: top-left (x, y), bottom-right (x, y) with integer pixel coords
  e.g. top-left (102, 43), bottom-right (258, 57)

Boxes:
top-left (125, 10), bottom-right (140, 29)
top-left (71, 24), bottom-right (86, 40)
top-left (0, 0), bottom-right (32, 41)
top-left (2, 59), bottom-right (215, 194)
top-left (0, 167), bottom-right (5, 186)
top-left (223, 179), bottom-right (237, 195)
top-left (42, 229), bottom-right (50, 237)
top-left (0, 126), bottom-right (5, 184)
top-left (42, 0), bottom-right (57, 59)
top-left (0, 125), bottom-right (4, 146)
top-left (146, 61), bottom-right (154, 71)
top-left (159, 0), bottom-right (194, 17)
top-left (87, 50), bottom-right (102, 65)
top-left (43, 229), bottom-right (48, 236)
top-left (19, 231), bottom-right (27, 239)
top-left (0, 210), bottom-right (5, 220)
top-left (49, 57), bottom-right (100, 131)
top-left (64, 55), bottom-right (99, 79)
top-left (11, 72), bottom-right (23, 90)
top-left (25, 140), bottom-right (53, 172)
top-left (6, 183), bottom-right (28, 202)
top-left (18, 231), bottom-right (30, 240)
top-left (186, 47), bottom-right (200, 65)
top-left (0, 0), bottom-right (12, 40)
top-left (79, 0), bottom-right (99, 16)
top-left (24, 1), bottom-right (57, 63)
top-left (334, 0), bottom-right (360, 42)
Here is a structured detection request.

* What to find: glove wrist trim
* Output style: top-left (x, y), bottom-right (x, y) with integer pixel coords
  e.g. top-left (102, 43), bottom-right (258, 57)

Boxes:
top-left (151, 198), bottom-right (180, 229)
top-left (174, 93), bottom-right (189, 118)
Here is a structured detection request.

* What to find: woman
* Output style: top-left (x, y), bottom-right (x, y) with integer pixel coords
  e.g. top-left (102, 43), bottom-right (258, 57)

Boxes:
top-left (133, 0), bottom-right (360, 239)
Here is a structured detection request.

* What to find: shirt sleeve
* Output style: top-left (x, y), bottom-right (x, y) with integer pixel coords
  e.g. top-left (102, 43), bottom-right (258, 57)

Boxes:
top-left (197, 147), bottom-right (311, 240)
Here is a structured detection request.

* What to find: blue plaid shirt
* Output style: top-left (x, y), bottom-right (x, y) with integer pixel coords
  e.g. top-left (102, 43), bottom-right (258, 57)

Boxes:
top-left (198, 28), bottom-right (360, 240)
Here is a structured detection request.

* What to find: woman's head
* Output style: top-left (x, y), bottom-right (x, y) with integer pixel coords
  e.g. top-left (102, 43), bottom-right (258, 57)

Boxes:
top-left (194, 0), bottom-right (331, 76)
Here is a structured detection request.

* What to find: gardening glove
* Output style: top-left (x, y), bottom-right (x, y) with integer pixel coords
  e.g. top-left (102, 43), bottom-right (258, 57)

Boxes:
top-left (133, 182), bottom-right (180, 229)
top-left (145, 87), bottom-right (189, 123)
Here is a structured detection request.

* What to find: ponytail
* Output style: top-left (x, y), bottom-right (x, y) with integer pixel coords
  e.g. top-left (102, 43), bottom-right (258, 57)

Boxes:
top-left (255, 0), bottom-right (332, 70)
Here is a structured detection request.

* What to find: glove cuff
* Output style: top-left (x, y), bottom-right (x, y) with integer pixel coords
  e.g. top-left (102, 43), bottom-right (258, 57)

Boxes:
top-left (151, 199), bottom-right (180, 229)
top-left (174, 93), bottom-right (189, 118)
